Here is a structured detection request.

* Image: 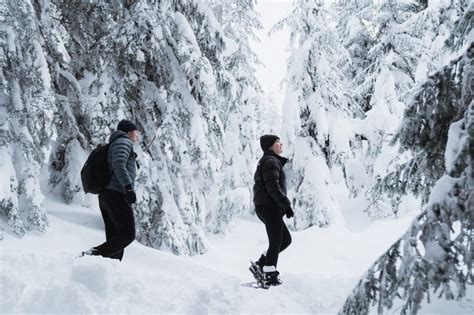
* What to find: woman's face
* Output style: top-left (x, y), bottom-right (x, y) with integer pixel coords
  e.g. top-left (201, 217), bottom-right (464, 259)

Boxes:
top-left (271, 139), bottom-right (283, 155)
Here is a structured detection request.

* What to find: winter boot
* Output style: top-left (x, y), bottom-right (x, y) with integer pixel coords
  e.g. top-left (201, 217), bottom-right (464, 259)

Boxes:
top-left (263, 266), bottom-right (282, 287)
top-left (256, 254), bottom-right (265, 269)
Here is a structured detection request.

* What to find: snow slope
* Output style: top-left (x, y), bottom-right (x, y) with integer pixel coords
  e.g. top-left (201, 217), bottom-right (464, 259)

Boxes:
top-left (1, 196), bottom-right (472, 314)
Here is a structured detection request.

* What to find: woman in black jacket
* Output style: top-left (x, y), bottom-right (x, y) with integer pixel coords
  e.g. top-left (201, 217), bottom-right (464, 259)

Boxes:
top-left (250, 135), bottom-right (294, 287)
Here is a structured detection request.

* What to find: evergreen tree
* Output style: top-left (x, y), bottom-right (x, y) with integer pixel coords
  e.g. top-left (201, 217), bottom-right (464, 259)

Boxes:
top-left (409, 0), bottom-right (468, 83)
top-left (363, 0), bottom-right (471, 218)
top-left (445, 1), bottom-right (473, 53)
top-left (207, 0), bottom-right (264, 233)
top-left (278, 0), bottom-right (363, 229)
top-left (333, 0), bottom-right (375, 102)
top-left (353, 0), bottom-right (426, 219)
top-left (334, 0), bottom-right (469, 219)
top-left (48, 0), bottom-right (231, 254)
top-left (0, 0), bottom-right (55, 236)
top-left (1, 0), bottom-right (256, 254)
top-left (340, 43), bottom-right (473, 315)
top-left (257, 94), bottom-right (282, 136)
top-left (47, 1), bottom-right (120, 206)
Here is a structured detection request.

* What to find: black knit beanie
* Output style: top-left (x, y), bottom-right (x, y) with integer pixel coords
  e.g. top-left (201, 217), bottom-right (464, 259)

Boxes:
top-left (260, 134), bottom-right (280, 151)
top-left (117, 119), bottom-right (138, 133)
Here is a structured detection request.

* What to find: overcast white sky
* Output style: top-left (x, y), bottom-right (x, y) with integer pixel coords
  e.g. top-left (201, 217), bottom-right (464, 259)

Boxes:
top-left (251, 1), bottom-right (293, 113)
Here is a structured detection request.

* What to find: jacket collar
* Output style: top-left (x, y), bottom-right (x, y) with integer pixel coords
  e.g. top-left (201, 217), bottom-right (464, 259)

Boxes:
top-left (263, 150), bottom-right (288, 166)
top-left (109, 130), bottom-right (129, 143)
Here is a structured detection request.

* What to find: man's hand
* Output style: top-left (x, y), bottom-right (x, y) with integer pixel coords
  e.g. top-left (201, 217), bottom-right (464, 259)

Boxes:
top-left (124, 184), bottom-right (137, 204)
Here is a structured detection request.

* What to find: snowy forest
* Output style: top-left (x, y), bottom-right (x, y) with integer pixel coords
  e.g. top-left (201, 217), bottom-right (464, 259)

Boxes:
top-left (0, 0), bottom-right (472, 314)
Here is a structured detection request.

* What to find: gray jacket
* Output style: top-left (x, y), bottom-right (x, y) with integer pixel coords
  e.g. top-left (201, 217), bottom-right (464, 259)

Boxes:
top-left (105, 130), bottom-right (136, 194)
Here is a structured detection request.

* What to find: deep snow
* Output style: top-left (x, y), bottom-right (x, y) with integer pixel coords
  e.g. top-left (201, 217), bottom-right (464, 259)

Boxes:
top-left (2, 195), bottom-right (472, 314)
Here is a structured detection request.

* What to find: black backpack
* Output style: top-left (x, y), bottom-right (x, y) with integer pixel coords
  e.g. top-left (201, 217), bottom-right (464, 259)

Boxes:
top-left (81, 144), bottom-right (111, 194)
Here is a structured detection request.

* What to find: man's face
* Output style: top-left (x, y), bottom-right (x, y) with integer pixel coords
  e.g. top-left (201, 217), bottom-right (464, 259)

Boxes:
top-left (271, 139), bottom-right (283, 154)
top-left (128, 130), bottom-right (139, 143)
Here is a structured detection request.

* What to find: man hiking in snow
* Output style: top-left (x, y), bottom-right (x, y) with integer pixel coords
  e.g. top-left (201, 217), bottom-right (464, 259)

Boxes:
top-left (249, 135), bottom-right (293, 287)
top-left (82, 119), bottom-right (139, 261)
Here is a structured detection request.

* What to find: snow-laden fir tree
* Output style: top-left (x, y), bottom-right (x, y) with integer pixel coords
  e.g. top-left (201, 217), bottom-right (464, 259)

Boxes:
top-left (277, 0), bottom-right (364, 230)
top-left (138, 0), bottom-right (229, 253)
top-left (333, 0), bottom-right (468, 219)
top-left (340, 43), bottom-right (473, 315)
top-left (257, 94), bottom-right (282, 136)
top-left (0, 0), bottom-right (55, 237)
top-left (350, 0), bottom-right (427, 219)
top-left (408, 0), bottom-right (470, 83)
top-left (45, 0), bottom-right (234, 254)
top-left (445, 1), bottom-right (473, 53)
top-left (1, 0), bottom-right (259, 254)
top-left (335, 0), bottom-right (468, 109)
top-left (364, 1), bottom-right (472, 221)
top-left (47, 1), bottom-right (121, 206)
top-left (354, 0), bottom-right (471, 219)
top-left (207, 0), bottom-right (264, 233)
top-left (332, 0), bottom-right (375, 107)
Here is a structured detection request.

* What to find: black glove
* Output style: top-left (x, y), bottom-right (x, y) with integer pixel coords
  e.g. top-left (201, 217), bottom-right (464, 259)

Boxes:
top-left (124, 184), bottom-right (137, 204)
top-left (285, 207), bottom-right (294, 218)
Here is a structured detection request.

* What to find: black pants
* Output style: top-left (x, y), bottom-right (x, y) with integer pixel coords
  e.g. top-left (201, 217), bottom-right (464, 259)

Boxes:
top-left (94, 189), bottom-right (136, 261)
top-left (255, 205), bottom-right (292, 267)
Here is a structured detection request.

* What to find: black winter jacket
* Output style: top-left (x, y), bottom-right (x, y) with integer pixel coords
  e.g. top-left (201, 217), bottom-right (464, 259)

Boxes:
top-left (253, 150), bottom-right (291, 209)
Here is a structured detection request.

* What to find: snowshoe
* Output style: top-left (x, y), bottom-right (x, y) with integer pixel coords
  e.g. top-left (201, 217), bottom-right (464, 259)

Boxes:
top-left (249, 261), bottom-right (266, 288)
top-left (249, 261), bottom-right (264, 280)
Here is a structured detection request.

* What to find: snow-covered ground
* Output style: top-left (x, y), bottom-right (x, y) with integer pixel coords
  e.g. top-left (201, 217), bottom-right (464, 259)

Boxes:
top-left (2, 195), bottom-right (471, 314)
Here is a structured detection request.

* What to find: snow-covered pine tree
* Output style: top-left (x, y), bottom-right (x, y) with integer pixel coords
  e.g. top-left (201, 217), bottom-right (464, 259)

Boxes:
top-left (446, 1), bottom-right (473, 53)
top-left (409, 0), bottom-right (469, 84)
top-left (336, 0), bottom-right (422, 112)
top-left (41, 0), bottom-right (236, 255)
top-left (0, 0), bottom-right (243, 254)
top-left (47, 1), bottom-right (120, 206)
top-left (337, 0), bottom-right (468, 115)
top-left (340, 43), bottom-right (473, 315)
top-left (351, 0), bottom-right (428, 219)
top-left (334, 0), bottom-right (464, 219)
top-left (332, 0), bottom-right (375, 109)
top-left (277, 0), bottom-right (363, 229)
top-left (256, 95), bottom-right (282, 136)
top-left (0, 0), bottom-right (55, 237)
top-left (207, 0), bottom-right (264, 233)
top-left (360, 0), bottom-right (471, 219)
top-left (134, 0), bottom-right (228, 254)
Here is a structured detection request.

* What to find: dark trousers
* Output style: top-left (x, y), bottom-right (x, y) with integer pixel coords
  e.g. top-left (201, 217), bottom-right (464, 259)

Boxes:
top-left (255, 205), bottom-right (292, 268)
top-left (94, 189), bottom-right (136, 261)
